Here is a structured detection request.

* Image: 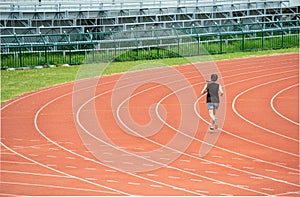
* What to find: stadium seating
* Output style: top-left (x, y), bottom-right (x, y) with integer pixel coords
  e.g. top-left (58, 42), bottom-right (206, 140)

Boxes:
top-left (0, 0), bottom-right (298, 35)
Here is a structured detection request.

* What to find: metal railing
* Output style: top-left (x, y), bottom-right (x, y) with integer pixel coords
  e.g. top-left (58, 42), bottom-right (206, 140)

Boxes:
top-left (1, 20), bottom-right (299, 68)
top-left (0, 0), bottom-right (289, 14)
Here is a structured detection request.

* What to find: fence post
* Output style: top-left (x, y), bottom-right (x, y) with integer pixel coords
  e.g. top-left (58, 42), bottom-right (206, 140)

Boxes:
top-left (19, 47), bottom-right (22, 68)
top-left (220, 34), bottom-right (222, 53)
top-left (278, 20), bottom-right (284, 48)
top-left (214, 22), bottom-right (222, 54)
top-left (44, 46), bottom-right (47, 65)
top-left (69, 47), bottom-right (72, 64)
top-left (237, 21), bottom-right (244, 51)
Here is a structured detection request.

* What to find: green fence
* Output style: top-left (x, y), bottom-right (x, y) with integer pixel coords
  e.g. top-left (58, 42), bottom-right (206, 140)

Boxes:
top-left (1, 20), bottom-right (299, 68)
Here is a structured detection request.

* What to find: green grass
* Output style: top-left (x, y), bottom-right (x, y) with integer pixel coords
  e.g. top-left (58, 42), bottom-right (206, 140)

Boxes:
top-left (1, 48), bottom-right (299, 104)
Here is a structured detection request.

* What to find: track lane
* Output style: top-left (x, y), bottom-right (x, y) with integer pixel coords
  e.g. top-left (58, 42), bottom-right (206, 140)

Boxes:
top-left (1, 53), bottom-right (299, 196)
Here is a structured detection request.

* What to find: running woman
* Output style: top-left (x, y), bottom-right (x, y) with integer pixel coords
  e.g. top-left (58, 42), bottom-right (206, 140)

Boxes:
top-left (201, 74), bottom-right (224, 131)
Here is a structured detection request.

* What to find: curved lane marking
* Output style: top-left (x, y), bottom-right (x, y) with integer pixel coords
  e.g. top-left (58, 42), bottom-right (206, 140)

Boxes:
top-left (270, 83), bottom-right (300, 126)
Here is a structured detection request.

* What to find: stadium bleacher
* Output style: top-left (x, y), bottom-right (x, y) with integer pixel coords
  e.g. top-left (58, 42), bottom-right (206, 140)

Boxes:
top-left (0, 0), bottom-right (299, 67)
top-left (0, 0), bottom-right (299, 35)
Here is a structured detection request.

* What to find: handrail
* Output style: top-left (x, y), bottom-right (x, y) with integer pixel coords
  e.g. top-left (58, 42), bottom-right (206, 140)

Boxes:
top-left (1, 19), bottom-right (298, 47)
top-left (0, 0), bottom-right (290, 13)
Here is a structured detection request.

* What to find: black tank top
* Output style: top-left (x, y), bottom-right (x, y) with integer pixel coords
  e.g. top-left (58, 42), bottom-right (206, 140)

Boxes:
top-left (206, 83), bottom-right (219, 103)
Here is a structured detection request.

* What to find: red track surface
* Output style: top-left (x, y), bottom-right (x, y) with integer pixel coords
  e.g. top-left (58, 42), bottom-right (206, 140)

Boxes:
top-left (1, 53), bottom-right (299, 196)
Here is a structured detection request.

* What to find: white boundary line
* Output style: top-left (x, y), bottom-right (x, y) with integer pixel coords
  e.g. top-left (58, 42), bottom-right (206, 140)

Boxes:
top-left (194, 71), bottom-right (299, 157)
top-left (76, 65), bottom-right (299, 193)
top-left (232, 76), bottom-right (299, 142)
top-left (0, 142), bottom-right (130, 195)
top-left (1, 54), bottom-right (299, 196)
top-left (34, 60), bottom-right (291, 195)
top-left (1, 181), bottom-right (119, 194)
top-left (270, 83), bottom-right (300, 126)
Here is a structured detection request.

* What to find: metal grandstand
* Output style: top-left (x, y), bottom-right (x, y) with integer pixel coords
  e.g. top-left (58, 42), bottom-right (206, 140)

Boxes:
top-left (0, 0), bottom-right (299, 67)
top-left (1, 0), bottom-right (299, 34)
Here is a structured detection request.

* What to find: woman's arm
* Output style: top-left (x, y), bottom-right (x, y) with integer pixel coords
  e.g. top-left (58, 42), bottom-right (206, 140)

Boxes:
top-left (201, 84), bottom-right (208, 95)
top-left (219, 84), bottom-right (224, 96)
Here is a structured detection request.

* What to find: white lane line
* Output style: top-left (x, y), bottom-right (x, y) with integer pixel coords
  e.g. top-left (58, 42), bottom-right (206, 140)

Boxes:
top-left (128, 182), bottom-right (141, 185)
top-left (265, 169), bottom-right (278, 173)
top-left (184, 168), bottom-right (196, 172)
top-left (242, 166), bottom-right (254, 170)
top-left (261, 188), bottom-right (274, 191)
top-left (30, 139), bottom-right (41, 142)
top-left (1, 152), bottom-right (14, 155)
top-left (146, 173), bottom-right (158, 177)
top-left (46, 164), bottom-right (57, 167)
top-left (237, 185), bottom-right (250, 188)
top-left (212, 155), bottom-right (223, 158)
top-left (107, 180), bottom-right (119, 183)
top-left (28, 154), bottom-right (39, 157)
top-left (39, 78), bottom-right (210, 197)
top-left (220, 193), bottom-right (233, 196)
top-left (143, 163), bottom-right (154, 167)
top-left (13, 138), bottom-right (23, 141)
top-left (190, 178), bottom-right (202, 182)
top-left (85, 177), bottom-right (97, 181)
top-left (146, 67), bottom-right (295, 191)
top-left (3, 60), bottom-right (292, 196)
top-left (232, 157), bottom-right (243, 161)
top-left (13, 146), bottom-right (24, 149)
top-left (288, 172), bottom-right (299, 175)
top-left (65, 156), bottom-right (76, 160)
top-left (150, 184), bottom-right (163, 188)
top-left (103, 160), bottom-right (114, 163)
top-left (46, 155), bottom-right (57, 158)
top-left (77, 66), bottom-right (298, 195)
top-left (85, 168), bottom-right (97, 171)
top-left (196, 190), bottom-right (209, 194)
top-left (270, 83), bottom-right (300, 126)
top-left (1, 170), bottom-right (71, 178)
top-left (1, 79), bottom-right (132, 195)
top-left (28, 60), bottom-right (296, 196)
top-left (273, 191), bottom-right (300, 196)
top-left (195, 72), bottom-right (299, 157)
top-left (121, 154), bottom-right (133, 157)
top-left (227, 173), bottom-right (240, 177)
top-left (72, 63), bottom-right (300, 197)
top-left (122, 162), bottom-right (134, 165)
top-left (0, 193), bottom-right (21, 197)
top-left (31, 146), bottom-right (41, 149)
top-left (137, 66), bottom-right (300, 189)
top-left (109, 66), bottom-right (299, 194)
top-left (180, 159), bottom-right (191, 162)
top-left (168, 176), bottom-right (180, 179)
top-left (64, 142), bottom-right (74, 145)
top-left (1, 160), bottom-right (36, 165)
top-left (275, 162), bottom-right (287, 166)
top-left (250, 176), bottom-right (263, 180)
top-left (193, 71), bottom-right (300, 175)
top-left (1, 144), bottom-right (130, 195)
top-left (105, 169), bottom-right (117, 173)
top-left (66, 166), bottom-right (77, 169)
top-left (213, 181), bottom-right (225, 185)
top-left (1, 181), bottom-right (118, 194)
top-left (205, 171), bottom-right (217, 174)
top-left (200, 161), bottom-right (210, 165)
top-left (160, 157), bottom-right (171, 161)
top-left (232, 75), bottom-right (298, 142)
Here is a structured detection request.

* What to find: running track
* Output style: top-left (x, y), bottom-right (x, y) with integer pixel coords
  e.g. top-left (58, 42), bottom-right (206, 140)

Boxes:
top-left (1, 53), bottom-right (299, 196)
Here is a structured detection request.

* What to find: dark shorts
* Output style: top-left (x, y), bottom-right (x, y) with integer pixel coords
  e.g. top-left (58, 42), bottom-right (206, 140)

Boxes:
top-left (206, 102), bottom-right (219, 110)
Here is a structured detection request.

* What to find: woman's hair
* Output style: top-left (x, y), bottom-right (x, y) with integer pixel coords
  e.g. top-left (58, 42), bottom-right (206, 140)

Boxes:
top-left (211, 74), bottom-right (218, 81)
